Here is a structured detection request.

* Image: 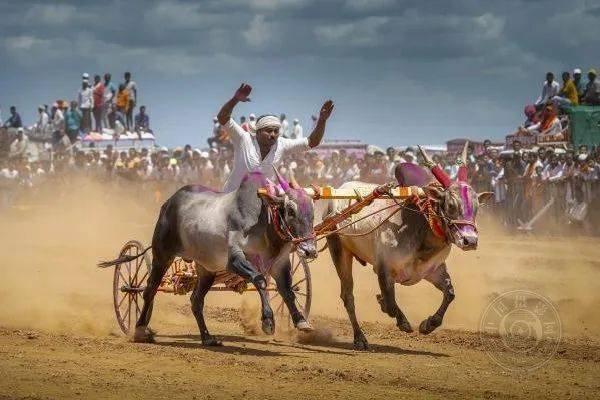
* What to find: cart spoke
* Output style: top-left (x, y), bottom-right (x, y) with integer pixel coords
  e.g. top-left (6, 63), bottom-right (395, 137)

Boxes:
top-left (134, 295), bottom-right (141, 320)
top-left (295, 297), bottom-right (304, 312)
top-left (118, 292), bottom-right (128, 308)
top-left (137, 270), bottom-right (149, 286)
top-left (291, 263), bottom-right (300, 277)
top-left (122, 295), bottom-right (131, 321)
top-left (118, 270), bottom-right (129, 285)
top-left (292, 277), bottom-right (307, 288)
top-left (127, 295), bottom-right (132, 328)
top-left (295, 292), bottom-right (307, 298)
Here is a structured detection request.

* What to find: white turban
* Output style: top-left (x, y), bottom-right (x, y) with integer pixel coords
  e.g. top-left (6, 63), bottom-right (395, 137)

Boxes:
top-left (255, 115), bottom-right (281, 131)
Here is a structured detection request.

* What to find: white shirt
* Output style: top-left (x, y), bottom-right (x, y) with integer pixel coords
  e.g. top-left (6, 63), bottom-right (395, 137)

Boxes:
top-left (536, 80), bottom-right (560, 105)
top-left (103, 81), bottom-right (115, 103)
top-left (125, 80), bottom-right (137, 102)
top-left (78, 87), bottom-right (94, 109)
top-left (222, 118), bottom-right (309, 193)
top-left (37, 111), bottom-right (49, 134)
top-left (52, 109), bottom-right (64, 131)
top-left (542, 163), bottom-right (564, 182)
top-left (292, 123), bottom-right (303, 139)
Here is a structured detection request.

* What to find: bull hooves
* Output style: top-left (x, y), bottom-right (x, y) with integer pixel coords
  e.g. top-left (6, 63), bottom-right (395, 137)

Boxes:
top-left (353, 337), bottom-right (369, 351)
top-left (202, 337), bottom-right (223, 347)
top-left (295, 319), bottom-right (314, 332)
top-left (262, 318), bottom-right (275, 335)
top-left (419, 316), bottom-right (441, 335)
top-left (133, 326), bottom-right (155, 343)
top-left (397, 319), bottom-right (413, 333)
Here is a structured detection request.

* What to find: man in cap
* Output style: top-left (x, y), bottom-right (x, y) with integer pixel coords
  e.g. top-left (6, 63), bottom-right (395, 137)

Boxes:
top-left (217, 83), bottom-right (334, 192)
top-left (583, 69), bottom-right (600, 106)
top-left (78, 77), bottom-right (94, 134)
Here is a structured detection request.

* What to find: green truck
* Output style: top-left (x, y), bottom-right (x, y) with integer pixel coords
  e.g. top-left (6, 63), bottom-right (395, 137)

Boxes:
top-left (566, 106), bottom-right (600, 148)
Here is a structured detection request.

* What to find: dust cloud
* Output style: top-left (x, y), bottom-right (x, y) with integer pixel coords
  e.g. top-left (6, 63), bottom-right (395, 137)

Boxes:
top-left (1, 182), bottom-right (599, 340)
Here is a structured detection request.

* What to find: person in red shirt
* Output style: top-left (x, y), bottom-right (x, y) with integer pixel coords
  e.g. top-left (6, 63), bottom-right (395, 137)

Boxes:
top-left (92, 75), bottom-right (105, 132)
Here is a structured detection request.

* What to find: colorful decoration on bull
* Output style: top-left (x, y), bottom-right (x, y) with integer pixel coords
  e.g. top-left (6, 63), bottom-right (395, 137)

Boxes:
top-left (456, 141), bottom-right (469, 183)
top-left (273, 166), bottom-right (291, 192)
top-left (417, 145), bottom-right (452, 188)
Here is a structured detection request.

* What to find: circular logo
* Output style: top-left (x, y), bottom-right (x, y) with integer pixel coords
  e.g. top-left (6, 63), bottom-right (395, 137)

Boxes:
top-left (479, 290), bottom-right (562, 371)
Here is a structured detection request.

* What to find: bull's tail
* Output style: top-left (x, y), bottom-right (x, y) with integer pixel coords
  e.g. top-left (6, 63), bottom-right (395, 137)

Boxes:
top-left (97, 246), bottom-right (152, 268)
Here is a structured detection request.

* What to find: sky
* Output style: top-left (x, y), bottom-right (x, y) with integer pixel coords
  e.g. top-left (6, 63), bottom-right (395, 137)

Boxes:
top-left (1, 0), bottom-right (599, 148)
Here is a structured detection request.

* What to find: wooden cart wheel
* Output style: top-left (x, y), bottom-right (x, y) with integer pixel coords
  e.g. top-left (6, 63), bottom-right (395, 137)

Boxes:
top-left (113, 240), bottom-right (151, 335)
top-left (270, 251), bottom-right (312, 327)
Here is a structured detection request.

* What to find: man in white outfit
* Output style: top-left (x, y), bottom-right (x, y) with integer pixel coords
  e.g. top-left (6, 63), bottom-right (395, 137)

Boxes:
top-left (292, 118), bottom-right (303, 139)
top-left (217, 83), bottom-right (333, 192)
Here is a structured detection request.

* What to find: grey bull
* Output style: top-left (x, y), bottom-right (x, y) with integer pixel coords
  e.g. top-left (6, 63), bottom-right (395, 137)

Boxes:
top-left (100, 171), bottom-right (317, 345)
top-left (323, 145), bottom-right (492, 350)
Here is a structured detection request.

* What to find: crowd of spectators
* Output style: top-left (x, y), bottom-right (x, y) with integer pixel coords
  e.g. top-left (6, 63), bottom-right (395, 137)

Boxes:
top-left (2, 130), bottom-right (600, 234)
top-left (1, 72), bottom-right (151, 152)
top-left (2, 67), bottom-right (600, 233)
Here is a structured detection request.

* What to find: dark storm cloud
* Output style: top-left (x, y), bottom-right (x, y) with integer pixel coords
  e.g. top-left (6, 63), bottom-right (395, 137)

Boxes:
top-left (1, 0), bottom-right (599, 146)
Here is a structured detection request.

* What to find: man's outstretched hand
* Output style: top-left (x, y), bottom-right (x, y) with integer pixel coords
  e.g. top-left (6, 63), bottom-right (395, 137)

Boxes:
top-left (319, 100), bottom-right (334, 121)
top-left (234, 83), bottom-right (252, 102)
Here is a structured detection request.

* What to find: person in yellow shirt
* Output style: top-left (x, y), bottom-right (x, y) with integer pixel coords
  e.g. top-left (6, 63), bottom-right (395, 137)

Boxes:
top-left (115, 83), bottom-right (130, 114)
top-left (552, 71), bottom-right (579, 109)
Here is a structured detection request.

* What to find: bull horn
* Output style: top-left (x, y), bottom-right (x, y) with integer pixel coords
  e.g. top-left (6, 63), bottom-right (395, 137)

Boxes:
top-left (417, 145), bottom-right (452, 189)
top-left (288, 170), bottom-right (301, 190)
top-left (273, 166), bottom-right (291, 192)
top-left (457, 140), bottom-right (469, 182)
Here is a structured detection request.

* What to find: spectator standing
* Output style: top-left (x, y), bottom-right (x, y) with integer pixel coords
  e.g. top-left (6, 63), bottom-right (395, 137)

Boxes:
top-left (280, 113), bottom-right (289, 138)
top-left (116, 84), bottom-right (130, 116)
top-left (92, 75), bottom-right (105, 132)
top-left (240, 116), bottom-right (249, 132)
top-left (102, 73), bottom-right (116, 129)
top-left (34, 105), bottom-right (50, 138)
top-left (78, 77), bottom-right (94, 134)
top-left (3, 106), bottom-right (22, 129)
top-left (573, 68), bottom-right (585, 101)
top-left (583, 69), bottom-right (600, 106)
top-left (292, 118), bottom-right (303, 139)
top-left (123, 72), bottom-right (137, 130)
top-left (64, 101), bottom-right (82, 144)
top-left (51, 102), bottom-right (65, 144)
top-left (248, 113), bottom-right (256, 130)
top-left (535, 72), bottom-right (559, 108)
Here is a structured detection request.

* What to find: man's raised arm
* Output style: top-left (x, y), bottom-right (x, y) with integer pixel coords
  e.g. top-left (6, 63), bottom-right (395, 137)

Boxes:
top-left (217, 83), bottom-right (252, 125)
top-left (308, 100), bottom-right (334, 148)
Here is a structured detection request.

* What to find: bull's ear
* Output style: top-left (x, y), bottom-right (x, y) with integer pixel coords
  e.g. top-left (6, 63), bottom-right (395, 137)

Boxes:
top-left (477, 191), bottom-right (494, 205)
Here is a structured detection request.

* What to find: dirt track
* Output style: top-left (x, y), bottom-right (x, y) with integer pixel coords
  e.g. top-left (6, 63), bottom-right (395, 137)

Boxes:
top-left (1, 183), bottom-right (600, 399)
